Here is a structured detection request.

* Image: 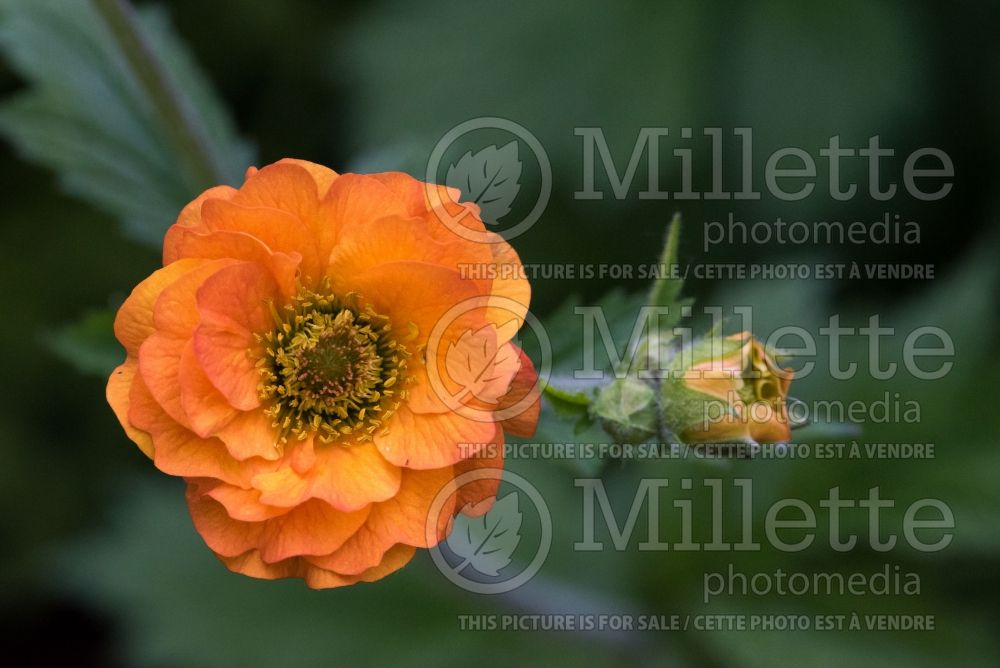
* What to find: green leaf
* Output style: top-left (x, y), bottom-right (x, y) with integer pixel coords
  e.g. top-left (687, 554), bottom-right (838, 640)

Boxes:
top-left (541, 382), bottom-right (594, 433)
top-left (648, 213), bottom-right (682, 305)
top-left (647, 212), bottom-right (693, 328)
top-left (0, 0), bottom-right (254, 247)
top-left (43, 309), bottom-right (121, 377)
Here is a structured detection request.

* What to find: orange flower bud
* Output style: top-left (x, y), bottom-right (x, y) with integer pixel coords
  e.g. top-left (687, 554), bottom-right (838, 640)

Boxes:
top-left (661, 331), bottom-right (794, 445)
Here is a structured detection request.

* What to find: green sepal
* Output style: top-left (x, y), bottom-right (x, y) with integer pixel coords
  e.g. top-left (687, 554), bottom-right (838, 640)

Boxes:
top-left (591, 376), bottom-right (658, 444)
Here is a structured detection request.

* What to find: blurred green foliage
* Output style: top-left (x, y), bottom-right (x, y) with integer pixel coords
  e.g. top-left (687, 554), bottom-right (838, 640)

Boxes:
top-left (0, 0), bottom-right (252, 247)
top-left (0, 0), bottom-right (998, 666)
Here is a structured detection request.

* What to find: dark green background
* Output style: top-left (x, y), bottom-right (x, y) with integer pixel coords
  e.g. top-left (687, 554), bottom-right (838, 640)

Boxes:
top-left (1, 1), bottom-right (997, 666)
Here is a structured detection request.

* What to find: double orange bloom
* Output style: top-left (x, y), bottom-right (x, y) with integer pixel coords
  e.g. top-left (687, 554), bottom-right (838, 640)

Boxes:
top-left (107, 159), bottom-right (539, 588)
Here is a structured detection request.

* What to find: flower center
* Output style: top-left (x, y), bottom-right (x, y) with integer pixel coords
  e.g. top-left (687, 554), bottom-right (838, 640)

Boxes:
top-left (257, 286), bottom-right (409, 443)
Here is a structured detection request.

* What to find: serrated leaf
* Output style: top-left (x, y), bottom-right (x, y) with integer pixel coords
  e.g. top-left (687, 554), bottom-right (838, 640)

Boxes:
top-left (446, 140), bottom-right (522, 225)
top-left (447, 492), bottom-right (522, 576)
top-left (0, 0), bottom-right (254, 247)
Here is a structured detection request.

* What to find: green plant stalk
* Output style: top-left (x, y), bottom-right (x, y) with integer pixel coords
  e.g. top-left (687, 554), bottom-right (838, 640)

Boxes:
top-left (91, 0), bottom-right (225, 189)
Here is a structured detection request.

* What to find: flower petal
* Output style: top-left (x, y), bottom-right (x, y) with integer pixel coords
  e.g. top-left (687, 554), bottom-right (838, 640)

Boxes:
top-left (113, 258), bottom-right (205, 356)
top-left (163, 185), bottom-right (237, 263)
top-left (368, 172), bottom-right (485, 243)
top-left (178, 340), bottom-right (238, 437)
top-left (233, 162), bottom-right (320, 221)
top-left (129, 375), bottom-right (252, 486)
top-left (483, 231), bottom-right (531, 338)
top-left (374, 406), bottom-right (497, 469)
top-left (305, 544), bottom-right (415, 589)
top-left (252, 439), bottom-right (401, 512)
top-left (152, 258), bottom-right (239, 338)
top-left (106, 359), bottom-right (153, 458)
top-left (220, 543), bottom-right (414, 589)
top-left (259, 500), bottom-right (370, 563)
top-left (309, 466), bottom-right (456, 574)
top-left (214, 408), bottom-right (282, 461)
top-left (187, 487), bottom-right (370, 563)
top-left (163, 227), bottom-right (301, 298)
top-left (496, 345), bottom-right (541, 438)
top-left (202, 481), bottom-right (289, 522)
top-left (343, 261), bottom-right (481, 350)
top-left (328, 214), bottom-right (489, 277)
top-left (193, 262), bottom-right (281, 411)
top-left (274, 158), bottom-right (338, 195)
top-left (201, 199), bottom-right (319, 280)
top-left (138, 332), bottom-right (189, 426)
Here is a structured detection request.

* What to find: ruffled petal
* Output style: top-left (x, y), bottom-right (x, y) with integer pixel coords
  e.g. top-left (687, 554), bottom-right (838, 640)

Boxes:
top-left (213, 408), bottom-right (282, 461)
top-left (138, 332), bottom-right (189, 426)
top-left (220, 543), bottom-right (414, 589)
top-left (187, 487), bottom-right (369, 563)
top-left (163, 185), bottom-right (237, 263)
top-left (367, 172), bottom-right (486, 243)
top-left (374, 407), bottom-right (497, 469)
top-left (152, 258), bottom-right (239, 338)
top-left (496, 345), bottom-right (541, 438)
top-left (308, 466), bottom-right (456, 574)
top-left (201, 199), bottom-right (320, 281)
top-left (204, 482), bottom-right (289, 522)
top-left (305, 544), bottom-right (415, 589)
top-left (163, 227), bottom-right (300, 298)
top-left (274, 158), bottom-right (339, 196)
top-left (106, 359), bottom-right (153, 458)
top-left (483, 231), bottom-right (531, 338)
top-left (129, 375), bottom-right (252, 486)
top-left (113, 258), bottom-right (205, 356)
top-left (232, 162), bottom-right (321, 222)
top-left (343, 261), bottom-right (481, 350)
top-left (251, 439), bottom-right (401, 512)
top-left (407, 328), bottom-right (523, 419)
top-left (327, 213), bottom-right (491, 281)
top-left (193, 262), bottom-right (281, 411)
top-left (178, 340), bottom-right (238, 437)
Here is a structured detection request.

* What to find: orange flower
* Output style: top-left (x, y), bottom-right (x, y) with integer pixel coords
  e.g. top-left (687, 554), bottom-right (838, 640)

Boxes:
top-left (107, 159), bottom-right (539, 588)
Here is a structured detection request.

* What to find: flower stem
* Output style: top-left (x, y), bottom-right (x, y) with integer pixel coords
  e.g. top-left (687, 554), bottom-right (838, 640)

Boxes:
top-left (92, 0), bottom-right (224, 188)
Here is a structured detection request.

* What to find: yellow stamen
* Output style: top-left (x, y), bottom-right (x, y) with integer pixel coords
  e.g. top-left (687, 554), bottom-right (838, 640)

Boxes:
top-left (256, 281), bottom-right (411, 444)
